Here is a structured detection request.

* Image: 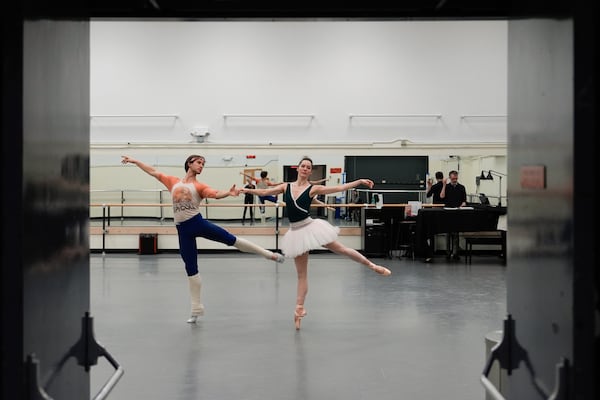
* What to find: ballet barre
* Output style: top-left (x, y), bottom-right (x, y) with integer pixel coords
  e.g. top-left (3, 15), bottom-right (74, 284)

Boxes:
top-left (89, 202), bottom-right (432, 254)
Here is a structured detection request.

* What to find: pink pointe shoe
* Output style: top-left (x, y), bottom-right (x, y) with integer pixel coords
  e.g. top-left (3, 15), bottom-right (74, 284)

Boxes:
top-left (294, 305), bottom-right (307, 330)
top-left (370, 264), bottom-right (392, 276)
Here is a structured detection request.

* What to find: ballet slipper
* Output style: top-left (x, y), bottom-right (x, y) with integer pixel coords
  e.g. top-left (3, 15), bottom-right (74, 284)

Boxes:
top-left (187, 314), bottom-right (202, 324)
top-left (294, 305), bottom-right (307, 330)
top-left (271, 252), bottom-right (285, 263)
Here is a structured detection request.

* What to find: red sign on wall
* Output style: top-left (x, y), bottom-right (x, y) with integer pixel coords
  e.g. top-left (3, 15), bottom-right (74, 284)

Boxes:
top-left (520, 165), bottom-right (546, 189)
top-left (330, 167), bottom-right (342, 173)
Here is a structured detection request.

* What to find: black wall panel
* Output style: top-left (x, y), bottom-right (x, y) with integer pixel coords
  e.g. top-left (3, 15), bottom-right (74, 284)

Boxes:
top-left (344, 155), bottom-right (428, 188)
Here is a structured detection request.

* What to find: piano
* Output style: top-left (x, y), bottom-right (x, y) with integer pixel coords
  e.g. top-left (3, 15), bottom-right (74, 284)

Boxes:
top-left (414, 206), bottom-right (506, 257)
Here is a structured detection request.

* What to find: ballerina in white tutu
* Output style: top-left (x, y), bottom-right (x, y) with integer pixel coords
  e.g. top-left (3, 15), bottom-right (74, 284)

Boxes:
top-left (240, 156), bottom-right (391, 330)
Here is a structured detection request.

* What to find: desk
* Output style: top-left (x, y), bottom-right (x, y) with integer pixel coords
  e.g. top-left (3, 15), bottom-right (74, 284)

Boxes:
top-left (414, 207), bottom-right (504, 257)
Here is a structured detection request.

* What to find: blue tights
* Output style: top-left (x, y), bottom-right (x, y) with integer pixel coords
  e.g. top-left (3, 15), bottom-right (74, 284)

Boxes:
top-left (176, 214), bottom-right (236, 276)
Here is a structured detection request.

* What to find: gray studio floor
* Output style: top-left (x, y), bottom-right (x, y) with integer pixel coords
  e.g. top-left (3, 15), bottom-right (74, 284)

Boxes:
top-left (90, 252), bottom-right (506, 400)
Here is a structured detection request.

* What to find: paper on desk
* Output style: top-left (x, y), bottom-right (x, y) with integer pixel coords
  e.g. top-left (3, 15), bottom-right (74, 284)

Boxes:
top-left (405, 201), bottom-right (422, 217)
top-left (497, 215), bottom-right (507, 231)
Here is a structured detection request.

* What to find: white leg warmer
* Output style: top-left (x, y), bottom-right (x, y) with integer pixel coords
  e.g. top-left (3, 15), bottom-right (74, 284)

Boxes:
top-left (188, 273), bottom-right (205, 316)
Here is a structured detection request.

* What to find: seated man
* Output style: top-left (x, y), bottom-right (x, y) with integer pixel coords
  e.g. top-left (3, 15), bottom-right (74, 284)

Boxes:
top-left (423, 173), bottom-right (446, 262)
top-left (441, 170), bottom-right (467, 260)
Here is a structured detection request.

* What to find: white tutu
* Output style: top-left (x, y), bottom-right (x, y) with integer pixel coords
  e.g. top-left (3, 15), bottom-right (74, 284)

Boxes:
top-left (280, 217), bottom-right (340, 258)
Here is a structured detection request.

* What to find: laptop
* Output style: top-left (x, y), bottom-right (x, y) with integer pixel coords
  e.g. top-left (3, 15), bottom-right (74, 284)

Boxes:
top-left (479, 193), bottom-right (491, 205)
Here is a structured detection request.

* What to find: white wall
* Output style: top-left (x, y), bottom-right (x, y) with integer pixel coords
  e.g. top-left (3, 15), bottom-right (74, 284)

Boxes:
top-left (90, 20), bottom-right (509, 219)
top-left (90, 20), bottom-right (507, 145)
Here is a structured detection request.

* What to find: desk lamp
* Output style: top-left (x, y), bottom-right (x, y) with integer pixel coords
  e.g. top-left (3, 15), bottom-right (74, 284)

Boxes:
top-left (480, 170), bottom-right (507, 206)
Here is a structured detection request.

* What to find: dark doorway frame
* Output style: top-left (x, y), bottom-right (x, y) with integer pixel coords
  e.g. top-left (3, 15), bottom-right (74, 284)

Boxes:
top-left (3, 1), bottom-right (595, 399)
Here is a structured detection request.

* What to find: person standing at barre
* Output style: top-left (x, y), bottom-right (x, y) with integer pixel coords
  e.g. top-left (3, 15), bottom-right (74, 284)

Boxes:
top-left (241, 176), bottom-right (256, 225)
top-left (240, 170), bottom-right (280, 221)
top-left (121, 155), bottom-right (284, 324)
top-left (240, 156), bottom-right (391, 330)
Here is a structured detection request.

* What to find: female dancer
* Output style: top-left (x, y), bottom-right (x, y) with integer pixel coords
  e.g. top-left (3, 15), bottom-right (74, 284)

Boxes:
top-left (121, 155), bottom-right (284, 323)
top-left (241, 156), bottom-right (391, 329)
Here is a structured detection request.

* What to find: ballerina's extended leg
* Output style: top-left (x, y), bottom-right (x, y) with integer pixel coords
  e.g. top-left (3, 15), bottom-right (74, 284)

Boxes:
top-left (324, 241), bottom-right (391, 276)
